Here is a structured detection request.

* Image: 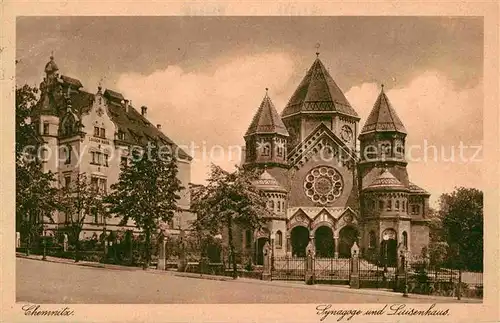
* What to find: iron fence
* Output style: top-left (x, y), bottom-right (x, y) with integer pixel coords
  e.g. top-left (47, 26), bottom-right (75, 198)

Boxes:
top-left (314, 257), bottom-right (351, 284)
top-left (271, 256), bottom-right (306, 281)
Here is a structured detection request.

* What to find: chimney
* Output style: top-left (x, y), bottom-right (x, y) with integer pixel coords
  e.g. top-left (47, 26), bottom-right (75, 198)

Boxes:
top-left (157, 124), bottom-right (162, 130)
top-left (141, 106), bottom-right (147, 116)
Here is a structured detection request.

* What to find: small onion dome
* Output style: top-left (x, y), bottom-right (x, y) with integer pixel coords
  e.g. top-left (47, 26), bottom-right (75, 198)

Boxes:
top-left (364, 169), bottom-right (409, 192)
top-left (45, 55), bottom-right (59, 73)
top-left (253, 170), bottom-right (287, 193)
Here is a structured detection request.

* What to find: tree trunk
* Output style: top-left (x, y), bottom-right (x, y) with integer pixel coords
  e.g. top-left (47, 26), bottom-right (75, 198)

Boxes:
top-left (143, 229), bottom-right (151, 270)
top-left (26, 232), bottom-right (31, 256)
top-left (227, 216), bottom-right (237, 279)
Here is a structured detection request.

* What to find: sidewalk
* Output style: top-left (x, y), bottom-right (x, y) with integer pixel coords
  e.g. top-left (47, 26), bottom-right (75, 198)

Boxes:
top-left (171, 272), bottom-right (481, 303)
top-left (16, 252), bottom-right (145, 271)
top-left (16, 253), bottom-right (482, 303)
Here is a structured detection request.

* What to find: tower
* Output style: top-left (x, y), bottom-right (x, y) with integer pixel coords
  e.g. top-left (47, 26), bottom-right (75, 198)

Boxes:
top-left (358, 85), bottom-right (409, 190)
top-left (243, 90), bottom-right (289, 169)
top-left (280, 54), bottom-right (360, 152)
top-left (37, 55), bottom-right (62, 175)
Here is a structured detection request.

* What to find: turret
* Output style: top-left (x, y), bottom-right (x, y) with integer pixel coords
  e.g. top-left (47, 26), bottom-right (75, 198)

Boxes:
top-left (244, 89), bottom-right (289, 169)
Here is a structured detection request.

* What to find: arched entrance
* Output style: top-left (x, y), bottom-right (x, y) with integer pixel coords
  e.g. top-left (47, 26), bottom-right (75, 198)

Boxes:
top-left (255, 237), bottom-right (268, 265)
top-left (338, 226), bottom-right (359, 258)
top-left (291, 226), bottom-right (309, 257)
top-left (380, 229), bottom-right (397, 267)
top-left (314, 226), bottom-right (334, 257)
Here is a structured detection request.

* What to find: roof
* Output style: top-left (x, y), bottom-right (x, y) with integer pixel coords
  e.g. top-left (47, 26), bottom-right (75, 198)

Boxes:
top-left (409, 182), bottom-right (430, 195)
top-left (364, 169), bottom-right (408, 191)
top-left (38, 85), bottom-right (191, 160)
top-left (103, 89), bottom-right (125, 101)
top-left (253, 169), bottom-right (287, 193)
top-left (281, 57), bottom-right (358, 119)
top-left (245, 92), bottom-right (289, 137)
top-left (60, 75), bottom-right (83, 89)
top-left (360, 87), bottom-right (407, 135)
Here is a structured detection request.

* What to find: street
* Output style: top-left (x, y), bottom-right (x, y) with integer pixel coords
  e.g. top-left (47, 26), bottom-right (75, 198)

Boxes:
top-left (16, 258), bottom-right (473, 304)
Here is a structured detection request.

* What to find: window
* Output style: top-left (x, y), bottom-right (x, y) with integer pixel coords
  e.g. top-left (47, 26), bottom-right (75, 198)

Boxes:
top-left (259, 140), bottom-right (271, 156)
top-left (386, 200), bottom-right (392, 211)
top-left (395, 200), bottom-right (400, 210)
top-left (282, 201), bottom-right (285, 211)
top-left (402, 231), bottom-right (408, 248)
top-left (94, 126), bottom-right (100, 137)
top-left (411, 205), bottom-right (420, 215)
top-left (91, 151), bottom-right (100, 165)
top-left (100, 128), bottom-right (106, 138)
top-left (43, 122), bottom-right (49, 135)
top-left (379, 200), bottom-right (384, 210)
top-left (98, 178), bottom-right (107, 195)
top-left (104, 154), bottom-right (109, 167)
top-left (117, 131), bottom-right (125, 140)
top-left (369, 231), bottom-right (376, 248)
top-left (91, 177), bottom-right (99, 192)
top-left (277, 200), bottom-right (281, 212)
top-left (270, 200), bottom-right (275, 211)
top-left (120, 156), bottom-right (128, 167)
top-left (64, 145), bottom-right (72, 164)
top-left (64, 175), bottom-right (71, 188)
top-left (275, 231), bottom-right (283, 248)
top-left (365, 146), bottom-right (377, 160)
top-left (402, 201), bottom-right (406, 212)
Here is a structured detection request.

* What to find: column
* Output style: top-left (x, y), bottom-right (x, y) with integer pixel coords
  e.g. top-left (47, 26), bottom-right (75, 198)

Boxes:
top-left (334, 233), bottom-right (339, 258)
top-left (286, 233), bottom-right (291, 257)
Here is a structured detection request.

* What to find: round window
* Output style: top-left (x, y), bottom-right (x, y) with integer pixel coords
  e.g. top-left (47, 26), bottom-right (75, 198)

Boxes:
top-left (303, 166), bottom-right (343, 205)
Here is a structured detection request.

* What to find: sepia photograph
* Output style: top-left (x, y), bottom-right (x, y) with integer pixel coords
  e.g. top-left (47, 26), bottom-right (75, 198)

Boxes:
top-left (2, 4), bottom-right (498, 321)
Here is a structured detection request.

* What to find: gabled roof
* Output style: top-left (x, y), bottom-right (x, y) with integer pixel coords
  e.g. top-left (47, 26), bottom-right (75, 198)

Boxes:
top-left (245, 92), bottom-right (289, 137)
top-left (364, 169), bottom-right (408, 192)
top-left (360, 87), bottom-right (407, 135)
top-left (281, 57), bottom-right (358, 119)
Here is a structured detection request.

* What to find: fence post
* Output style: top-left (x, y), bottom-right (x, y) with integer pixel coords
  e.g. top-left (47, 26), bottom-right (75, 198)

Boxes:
top-left (305, 240), bottom-right (315, 285)
top-left (262, 241), bottom-right (272, 281)
top-left (157, 239), bottom-right (166, 270)
top-left (349, 242), bottom-right (360, 289)
top-left (457, 268), bottom-right (462, 300)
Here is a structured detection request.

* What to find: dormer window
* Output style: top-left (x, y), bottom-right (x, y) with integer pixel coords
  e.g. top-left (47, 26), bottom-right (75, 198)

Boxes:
top-left (117, 131), bottom-right (125, 141)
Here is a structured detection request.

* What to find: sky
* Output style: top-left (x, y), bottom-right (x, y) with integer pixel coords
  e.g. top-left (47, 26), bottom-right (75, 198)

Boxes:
top-left (16, 16), bottom-right (484, 207)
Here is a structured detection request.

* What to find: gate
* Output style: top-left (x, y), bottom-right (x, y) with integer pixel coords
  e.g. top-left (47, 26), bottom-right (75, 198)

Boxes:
top-left (271, 256), bottom-right (306, 281)
top-left (314, 257), bottom-right (351, 284)
top-left (358, 258), bottom-right (397, 289)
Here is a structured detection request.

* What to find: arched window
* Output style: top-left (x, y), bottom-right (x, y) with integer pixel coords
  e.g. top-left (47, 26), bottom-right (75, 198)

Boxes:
top-left (275, 231), bottom-right (283, 248)
top-left (368, 231), bottom-right (376, 248)
top-left (395, 200), bottom-right (400, 210)
top-left (277, 200), bottom-right (281, 212)
top-left (270, 200), bottom-right (275, 211)
top-left (379, 200), bottom-right (384, 210)
top-left (402, 231), bottom-right (408, 248)
top-left (386, 199), bottom-right (392, 211)
top-left (402, 201), bottom-right (406, 212)
top-left (282, 201), bottom-right (285, 211)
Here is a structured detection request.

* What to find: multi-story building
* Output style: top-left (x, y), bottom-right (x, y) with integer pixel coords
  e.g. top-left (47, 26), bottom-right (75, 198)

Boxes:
top-left (240, 54), bottom-right (431, 265)
top-left (31, 55), bottom-right (194, 239)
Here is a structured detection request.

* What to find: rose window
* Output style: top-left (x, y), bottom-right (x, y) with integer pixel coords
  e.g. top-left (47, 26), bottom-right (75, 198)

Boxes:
top-left (303, 166), bottom-right (343, 205)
